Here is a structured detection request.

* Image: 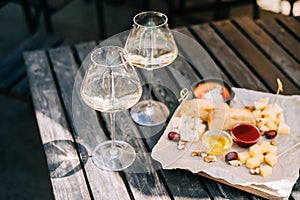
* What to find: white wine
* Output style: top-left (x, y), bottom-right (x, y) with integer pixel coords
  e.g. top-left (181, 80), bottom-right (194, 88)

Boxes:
top-left (127, 48), bottom-right (177, 69)
top-left (81, 73), bottom-right (142, 112)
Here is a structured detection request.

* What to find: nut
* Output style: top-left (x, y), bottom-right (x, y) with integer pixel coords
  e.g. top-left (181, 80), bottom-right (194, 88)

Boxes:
top-left (228, 160), bottom-right (242, 167)
top-left (250, 167), bottom-right (260, 175)
top-left (204, 155), bottom-right (217, 163)
top-left (260, 125), bottom-right (269, 132)
top-left (177, 141), bottom-right (186, 150)
top-left (245, 106), bottom-right (255, 111)
top-left (191, 150), bottom-right (202, 156)
top-left (270, 139), bottom-right (276, 146)
top-left (200, 152), bottom-right (208, 157)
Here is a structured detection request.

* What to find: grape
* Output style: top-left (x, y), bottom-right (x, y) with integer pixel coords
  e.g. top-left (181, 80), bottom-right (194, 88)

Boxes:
top-left (225, 151), bottom-right (238, 162)
top-left (168, 131), bottom-right (180, 142)
top-left (265, 130), bottom-right (277, 139)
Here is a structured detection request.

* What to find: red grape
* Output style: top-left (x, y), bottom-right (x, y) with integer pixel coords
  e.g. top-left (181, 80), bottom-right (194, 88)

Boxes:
top-left (168, 131), bottom-right (180, 142)
top-left (265, 130), bottom-right (277, 139)
top-left (225, 151), bottom-right (238, 162)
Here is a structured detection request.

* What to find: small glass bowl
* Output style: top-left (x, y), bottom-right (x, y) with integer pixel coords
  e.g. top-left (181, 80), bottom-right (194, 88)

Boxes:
top-left (201, 130), bottom-right (233, 155)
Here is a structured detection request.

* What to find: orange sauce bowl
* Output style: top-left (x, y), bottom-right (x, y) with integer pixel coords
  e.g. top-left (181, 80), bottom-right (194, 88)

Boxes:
top-left (193, 78), bottom-right (235, 104)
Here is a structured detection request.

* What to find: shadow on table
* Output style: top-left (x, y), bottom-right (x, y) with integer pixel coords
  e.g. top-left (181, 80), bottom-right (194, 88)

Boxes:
top-left (44, 140), bottom-right (89, 178)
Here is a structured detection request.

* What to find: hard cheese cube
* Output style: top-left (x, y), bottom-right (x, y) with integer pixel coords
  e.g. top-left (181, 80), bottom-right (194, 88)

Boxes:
top-left (246, 157), bottom-right (262, 169)
top-left (265, 118), bottom-right (278, 130)
top-left (261, 104), bottom-right (282, 118)
top-left (238, 151), bottom-right (250, 164)
top-left (254, 154), bottom-right (264, 163)
top-left (249, 144), bottom-right (263, 157)
top-left (260, 141), bottom-right (277, 155)
top-left (278, 122), bottom-right (290, 134)
top-left (254, 98), bottom-right (269, 110)
top-left (260, 165), bottom-right (272, 177)
top-left (265, 153), bottom-right (278, 166)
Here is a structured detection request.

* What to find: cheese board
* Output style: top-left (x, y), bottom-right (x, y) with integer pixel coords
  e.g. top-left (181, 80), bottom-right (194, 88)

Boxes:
top-left (151, 88), bottom-right (300, 199)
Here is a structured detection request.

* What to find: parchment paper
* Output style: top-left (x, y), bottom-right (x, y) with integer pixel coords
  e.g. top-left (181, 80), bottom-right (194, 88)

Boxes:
top-left (151, 88), bottom-right (300, 198)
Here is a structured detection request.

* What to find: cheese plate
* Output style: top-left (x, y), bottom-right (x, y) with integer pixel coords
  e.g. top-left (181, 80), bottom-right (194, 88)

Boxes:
top-left (151, 88), bottom-right (300, 199)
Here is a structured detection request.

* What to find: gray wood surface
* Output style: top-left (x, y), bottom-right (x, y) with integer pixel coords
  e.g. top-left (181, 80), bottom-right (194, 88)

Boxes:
top-left (212, 20), bottom-right (299, 94)
top-left (190, 24), bottom-right (268, 92)
top-left (48, 46), bottom-right (131, 200)
top-left (233, 17), bottom-right (300, 89)
top-left (24, 50), bottom-right (91, 199)
top-left (256, 18), bottom-right (300, 64)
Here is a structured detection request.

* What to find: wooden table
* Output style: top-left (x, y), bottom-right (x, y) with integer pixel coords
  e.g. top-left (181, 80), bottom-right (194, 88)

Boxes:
top-left (24, 16), bottom-right (300, 200)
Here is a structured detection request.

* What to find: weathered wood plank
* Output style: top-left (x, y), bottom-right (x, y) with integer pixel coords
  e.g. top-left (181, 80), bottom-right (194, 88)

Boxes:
top-left (24, 50), bottom-right (91, 200)
top-left (172, 28), bottom-right (231, 83)
top-left (190, 23), bottom-right (269, 92)
top-left (74, 41), bottom-right (97, 62)
top-left (233, 17), bottom-right (300, 89)
top-left (277, 16), bottom-right (300, 41)
top-left (256, 18), bottom-right (300, 63)
top-left (48, 46), bottom-right (131, 200)
top-left (172, 28), bottom-right (210, 85)
top-left (212, 20), bottom-right (299, 94)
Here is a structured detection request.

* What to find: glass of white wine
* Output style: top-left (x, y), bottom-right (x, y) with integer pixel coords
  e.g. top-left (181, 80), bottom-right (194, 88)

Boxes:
top-left (125, 11), bottom-right (178, 126)
top-left (80, 46), bottom-right (142, 171)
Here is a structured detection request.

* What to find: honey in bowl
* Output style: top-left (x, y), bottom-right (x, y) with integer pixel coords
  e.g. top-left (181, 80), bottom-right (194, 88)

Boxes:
top-left (202, 130), bottom-right (233, 155)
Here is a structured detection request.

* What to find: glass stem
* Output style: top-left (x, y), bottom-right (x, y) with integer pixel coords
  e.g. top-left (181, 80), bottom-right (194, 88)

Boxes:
top-left (110, 112), bottom-right (118, 156)
top-left (147, 69), bottom-right (153, 107)
top-left (110, 69), bottom-right (118, 157)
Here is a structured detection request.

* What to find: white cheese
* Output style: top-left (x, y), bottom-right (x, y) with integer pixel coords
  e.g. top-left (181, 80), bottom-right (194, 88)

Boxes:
top-left (179, 115), bottom-right (204, 142)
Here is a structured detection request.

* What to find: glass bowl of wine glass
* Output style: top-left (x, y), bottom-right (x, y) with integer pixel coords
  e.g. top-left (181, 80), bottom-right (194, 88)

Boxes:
top-left (125, 11), bottom-right (178, 127)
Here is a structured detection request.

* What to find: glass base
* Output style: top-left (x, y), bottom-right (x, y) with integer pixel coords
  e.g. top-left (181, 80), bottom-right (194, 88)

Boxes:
top-left (92, 140), bottom-right (136, 171)
top-left (130, 100), bottom-right (170, 126)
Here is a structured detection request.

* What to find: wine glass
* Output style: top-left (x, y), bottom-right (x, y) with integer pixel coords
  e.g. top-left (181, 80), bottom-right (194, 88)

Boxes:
top-left (125, 11), bottom-right (178, 126)
top-left (80, 46), bottom-right (142, 171)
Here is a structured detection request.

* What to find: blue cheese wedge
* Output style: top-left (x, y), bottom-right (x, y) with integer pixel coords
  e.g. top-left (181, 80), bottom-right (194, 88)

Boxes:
top-left (179, 115), bottom-right (205, 142)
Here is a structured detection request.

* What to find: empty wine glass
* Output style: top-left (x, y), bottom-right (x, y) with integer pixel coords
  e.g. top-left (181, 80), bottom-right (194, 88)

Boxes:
top-left (125, 11), bottom-right (178, 126)
top-left (80, 46), bottom-right (142, 171)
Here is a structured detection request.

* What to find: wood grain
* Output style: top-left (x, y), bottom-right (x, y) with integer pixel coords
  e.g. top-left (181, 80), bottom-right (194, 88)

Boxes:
top-left (190, 23), bottom-right (268, 92)
top-left (213, 20), bottom-right (299, 94)
top-left (233, 17), bottom-right (300, 90)
top-left (48, 46), bottom-right (132, 200)
top-left (257, 18), bottom-right (300, 64)
top-left (24, 50), bottom-right (91, 199)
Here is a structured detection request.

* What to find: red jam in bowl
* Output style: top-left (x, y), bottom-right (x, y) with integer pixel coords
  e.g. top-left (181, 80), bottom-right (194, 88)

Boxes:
top-left (231, 123), bottom-right (260, 147)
